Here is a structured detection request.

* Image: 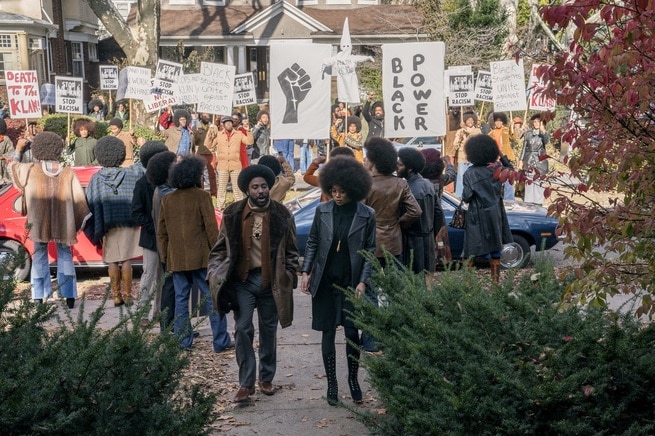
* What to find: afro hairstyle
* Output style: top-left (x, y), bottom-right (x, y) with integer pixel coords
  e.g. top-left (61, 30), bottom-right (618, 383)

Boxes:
top-left (237, 165), bottom-right (276, 194)
top-left (0, 118), bottom-right (6, 135)
top-left (465, 135), bottom-right (500, 166)
top-left (256, 110), bottom-right (269, 122)
top-left (95, 136), bottom-right (126, 167)
top-left (462, 111), bottom-right (478, 124)
top-left (529, 113), bottom-right (542, 122)
top-left (346, 116), bottom-right (361, 132)
top-left (492, 112), bottom-right (508, 125)
top-left (138, 140), bottom-right (167, 168)
top-left (318, 156), bottom-right (371, 202)
top-left (420, 148), bottom-right (445, 181)
top-left (31, 131), bottom-right (65, 161)
top-left (109, 117), bottom-right (124, 129)
top-left (169, 155), bottom-right (205, 189)
top-left (398, 147), bottom-right (426, 173)
top-left (372, 100), bottom-right (384, 112)
top-left (146, 151), bottom-right (176, 186)
top-left (73, 118), bottom-right (96, 137)
top-left (330, 146), bottom-right (355, 158)
top-left (364, 137), bottom-right (398, 175)
top-left (173, 109), bottom-right (190, 127)
top-left (258, 155), bottom-right (282, 176)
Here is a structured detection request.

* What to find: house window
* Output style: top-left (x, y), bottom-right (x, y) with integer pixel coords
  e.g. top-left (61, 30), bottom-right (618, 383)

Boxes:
top-left (0, 34), bottom-right (13, 48)
top-left (88, 43), bottom-right (98, 61)
top-left (296, 0), bottom-right (318, 5)
top-left (169, 0), bottom-right (195, 4)
top-left (202, 0), bottom-right (226, 5)
top-left (71, 42), bottom-right (84, 78)
top-left (357, 0), bottom-right (378, 3)
top-left (0, 52), bottom-right (15, 80)
top-left (325, 0), bottom-right (352, 4)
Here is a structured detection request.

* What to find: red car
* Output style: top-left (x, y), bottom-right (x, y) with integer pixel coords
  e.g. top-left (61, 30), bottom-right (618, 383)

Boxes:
top-left (0, 166), bottom-right (222, 281)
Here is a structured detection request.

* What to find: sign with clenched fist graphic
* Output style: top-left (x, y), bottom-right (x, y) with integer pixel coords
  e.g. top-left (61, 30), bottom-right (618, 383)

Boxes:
top-left (270, 43), bottom-right (332, 139)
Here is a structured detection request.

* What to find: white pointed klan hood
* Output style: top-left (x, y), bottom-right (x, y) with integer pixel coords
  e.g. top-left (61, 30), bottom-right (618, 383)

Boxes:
top-left (340, 17), bottom-right (352, 56)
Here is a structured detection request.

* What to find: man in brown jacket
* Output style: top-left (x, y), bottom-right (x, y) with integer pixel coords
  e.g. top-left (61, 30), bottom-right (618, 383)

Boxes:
top-left (209, 116), bottom-right (254, 209)
top-left (208, 165), bottom-right (299, 404)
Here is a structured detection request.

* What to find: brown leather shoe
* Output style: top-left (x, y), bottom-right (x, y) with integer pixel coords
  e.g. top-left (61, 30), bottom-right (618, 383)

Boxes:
top-left (233, 386), bottom-right (255, 403)
top-left (259, 381), bottom-right (278, 396)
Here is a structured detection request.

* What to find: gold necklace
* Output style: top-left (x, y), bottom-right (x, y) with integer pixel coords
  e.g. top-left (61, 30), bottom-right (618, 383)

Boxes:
top-left (252, 216), bottom-right (263, 240)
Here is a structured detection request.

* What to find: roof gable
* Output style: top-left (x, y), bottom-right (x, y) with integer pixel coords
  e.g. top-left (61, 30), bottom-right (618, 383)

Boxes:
top-left (232, 1), bottom-right (331, 34)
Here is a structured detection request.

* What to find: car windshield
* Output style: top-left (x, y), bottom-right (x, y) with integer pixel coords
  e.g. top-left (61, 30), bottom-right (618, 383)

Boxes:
top-left (285, 188), bottom-right (322, 214)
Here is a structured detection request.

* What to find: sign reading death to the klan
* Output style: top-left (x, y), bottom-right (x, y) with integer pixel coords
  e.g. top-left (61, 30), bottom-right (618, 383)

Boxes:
top-left (100, 65), bottom-right (119, 90)
top-left (116, 66), bottom-right (152, 101)
top-left (55, 76), bottom-right (84, 113)
top-left (382, 42), bottom-right (446, 137)
top-left (490, 59), bottom-right (527, 112)
top-left (528, 64), bottom-right (556, 111)
top-left (197, 62), bottom-right (235, 115)
top-left (233, 72), bottom-right (257, 106)
top-left (447, 67), bottom-right (474, 106)
top-left (474, 71), bottom-right (493, 102)
top-left (5, 70), bottom-right (42, 118)
top-left (175, 73), bottom-right (200, 105)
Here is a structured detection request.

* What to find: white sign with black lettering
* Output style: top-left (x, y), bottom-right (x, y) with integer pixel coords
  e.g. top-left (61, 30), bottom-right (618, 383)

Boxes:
top-left (447, 68), bottom-right (474, 106)
top-left (116, 66), bottom-right (152, 101)
top-left (100, 65), bottom-right (119, 90)
top-left (491, 59), bottom-right (527, 112)
top-left (175, 73), bottom-right (200, 105)
top-left (233, 72), bottom-right (257, 106)
top-left (55, 76), bottom-right (83, 114)
top-left (197, 62), bottom-right (236, 115)
top-left (474, 70), bottom-right (493, 102)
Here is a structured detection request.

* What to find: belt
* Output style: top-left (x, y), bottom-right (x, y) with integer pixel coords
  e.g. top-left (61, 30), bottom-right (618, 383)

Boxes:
top-left (249, 267), bottom-right (262, 274)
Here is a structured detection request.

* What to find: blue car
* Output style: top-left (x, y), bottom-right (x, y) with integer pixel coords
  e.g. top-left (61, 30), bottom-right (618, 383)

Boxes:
top-left (286, 188), bottom-right (560, 269)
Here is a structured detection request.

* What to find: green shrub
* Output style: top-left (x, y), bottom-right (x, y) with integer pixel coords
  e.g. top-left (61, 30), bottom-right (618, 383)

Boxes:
top-left (352, 254), bottom-right (655, 434)
top-left (0, 257), bottom-right (216, 435)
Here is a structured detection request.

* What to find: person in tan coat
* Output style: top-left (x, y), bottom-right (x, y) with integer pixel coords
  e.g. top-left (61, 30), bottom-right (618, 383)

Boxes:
top-left (157, 156), bottom-right (232, 352)
top-left (209, 116), bottom-right (254, 209)
top-left (108, 118), bottom-right (135, 167)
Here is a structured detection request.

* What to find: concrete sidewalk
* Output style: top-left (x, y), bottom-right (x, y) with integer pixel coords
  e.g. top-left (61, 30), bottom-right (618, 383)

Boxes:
top-left (46, 288), bottom-right (377, 435)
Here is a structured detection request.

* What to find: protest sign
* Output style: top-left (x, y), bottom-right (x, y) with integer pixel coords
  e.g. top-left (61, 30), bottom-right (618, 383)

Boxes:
top-left (447, 67), bottom-right (474, 106)
top-left (474, 70), bottom-right (493, 102)
top-left (528, 64), bottom-right (556, 111)
top-left (197, 62), bottom-right (235, 115)
top-left (382, 42), bottom-right (446, 137)
top-left (99, 65), bottom-right (119, 90)
top-left (40, 83), bottom-right (56, 106)
top-left (175, 73), bottom-right (200, 105)
top-left (490, 59), bottom-right (527, 112)
top-left (116, 66), bottom-right (151, 101)
top-left (233, 72), bottom-right (257, 106)
top-left (269, 43), bottom-right (332, 139)
top-left (5, 70), bottom-right (41, 118)
top-left (55, 76), bottom-right (84, 114)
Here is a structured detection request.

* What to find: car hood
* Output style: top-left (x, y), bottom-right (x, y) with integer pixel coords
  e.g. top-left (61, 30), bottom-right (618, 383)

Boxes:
top-left (503, 201), bottom-right (548, 215)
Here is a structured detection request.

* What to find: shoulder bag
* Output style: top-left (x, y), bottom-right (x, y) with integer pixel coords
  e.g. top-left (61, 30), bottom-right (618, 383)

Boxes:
top-left (449, 200), bottom-right (467, 229)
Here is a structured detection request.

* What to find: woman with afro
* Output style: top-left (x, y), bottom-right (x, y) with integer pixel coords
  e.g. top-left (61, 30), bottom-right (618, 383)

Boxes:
top-left (300, 156), bottom-right (375, 405)
top-left (157, 156), bottom-right (232, 352)
top-left (68, 119), bottom-right (97, 166)
top-left (461, 135), bottom-right (513, 283)
top-left (9, 132), bottom-right (90, 308)
top-left (343, 116), bottom-right (364, 162)
top-left (84, 136), bottom-right (144, 306)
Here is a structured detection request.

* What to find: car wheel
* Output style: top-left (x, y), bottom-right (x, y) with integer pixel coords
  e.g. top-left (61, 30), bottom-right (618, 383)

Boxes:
top-left (0, 239), bottom-right (31, 282)
top-left (501, 234), bottom-right (531, 269)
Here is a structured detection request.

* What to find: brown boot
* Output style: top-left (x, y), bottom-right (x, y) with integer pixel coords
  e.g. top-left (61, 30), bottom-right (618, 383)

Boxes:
top-left (108, 264), bottom-right (123, 307)
top-left (490, 258), bottom-right (501, 284)
top-left (122, 264), bottom-right (133, 306)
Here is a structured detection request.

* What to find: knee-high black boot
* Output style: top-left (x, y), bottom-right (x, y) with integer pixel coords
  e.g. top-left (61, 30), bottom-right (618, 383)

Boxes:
top-left (347, 353), bottom-right (362, 404)
top-left (322, 353), bottom-right (338, 406)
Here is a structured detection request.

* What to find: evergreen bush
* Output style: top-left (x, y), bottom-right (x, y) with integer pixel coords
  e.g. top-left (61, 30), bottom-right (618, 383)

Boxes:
top-left (352, 254), bottom-right (655, 434)
top-left (0, 256), bottom-right (216, 435)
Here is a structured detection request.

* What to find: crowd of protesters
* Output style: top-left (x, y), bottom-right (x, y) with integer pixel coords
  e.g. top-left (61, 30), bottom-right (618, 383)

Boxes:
top-left (2, 91), bottom-right (551, 407)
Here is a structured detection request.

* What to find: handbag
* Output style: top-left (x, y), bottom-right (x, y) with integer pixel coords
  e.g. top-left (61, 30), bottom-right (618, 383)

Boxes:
top-left (449, 201), bottom-right (467, 229)
top-left (11, 163), bottom-right (33, 217)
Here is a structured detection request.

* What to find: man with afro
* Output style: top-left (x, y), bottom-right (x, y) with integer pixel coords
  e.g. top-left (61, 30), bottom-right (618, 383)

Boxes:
top-left (9, 131), bottom-right (90, 308)
top-left (300, 156), bottom-right (375, 405)
top-left (131, 140), bottom-right (169, 323)
top-left (84, 136), bottom-right (144, 306)
top-left (461, 135), bottom-right (513, 283)
top-left (161, 109), bottom-right (194, 157)
top-left (157, 155), bottom-right (232, 351)
top-left (397, 147), bottom-right (442, 273)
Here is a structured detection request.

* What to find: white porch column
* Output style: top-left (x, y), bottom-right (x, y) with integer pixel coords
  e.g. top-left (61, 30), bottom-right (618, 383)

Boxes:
top-left (237, 45), bottom-right (247, 74)
top-left (226, 45), bottom-right (235, 66)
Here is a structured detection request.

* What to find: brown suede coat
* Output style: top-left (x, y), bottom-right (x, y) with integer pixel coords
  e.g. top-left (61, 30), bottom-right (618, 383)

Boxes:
top-left (207, 199), bottom-right (299, 328)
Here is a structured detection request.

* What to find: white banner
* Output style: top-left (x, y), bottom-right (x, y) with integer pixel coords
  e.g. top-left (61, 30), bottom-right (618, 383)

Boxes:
top-left (528, 64), bottom-right (556, 111)
top-left (491, 59), bottom-right (527, 112)
top-left (116, 66), bottom-right (152, 101)
top-left (474, 70), bottom-right (493, 102)
top-left (447, 69), bottom-right (474, 106)
top-left (55, 76), bottom-right (84, 114)
top-left (382, 42), bottom-right (446, 137)
top-left (175, 73), bottom-right (200, 105)
top-left (100, 65), bottom-right (119, 90)
top-left (270, 43), bottom-right (332, 139)
top-left (5, 70), bottom-right (42, 118)
top-left (197, 62), bottom-right (236, 115)
top-left (233, 72), bottom-right (257, 106)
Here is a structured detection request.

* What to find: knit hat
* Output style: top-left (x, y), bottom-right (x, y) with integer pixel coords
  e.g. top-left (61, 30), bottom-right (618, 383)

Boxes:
top-left (95, 135), bottom-right (126, 167)
top-left (31, 131), bottom-right (65, 161)
top-left (109, 117), bottom-right (123, 129)
top-left (237, 164), bottom-right (276, 194)
top-left (221, 116), bottom-right (233, 124)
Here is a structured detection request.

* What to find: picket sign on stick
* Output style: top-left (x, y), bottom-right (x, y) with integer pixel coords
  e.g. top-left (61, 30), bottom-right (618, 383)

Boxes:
top-left (129, 99), bottom-right (133, 132)
top-left (479, 101), bottom-right (486, 124)
top-left (67, 113), bottom-right (71, 145)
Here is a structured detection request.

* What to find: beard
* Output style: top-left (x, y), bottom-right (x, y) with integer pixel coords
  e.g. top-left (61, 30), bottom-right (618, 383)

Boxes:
top-left (249, 192), bottom-right (270, 208)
